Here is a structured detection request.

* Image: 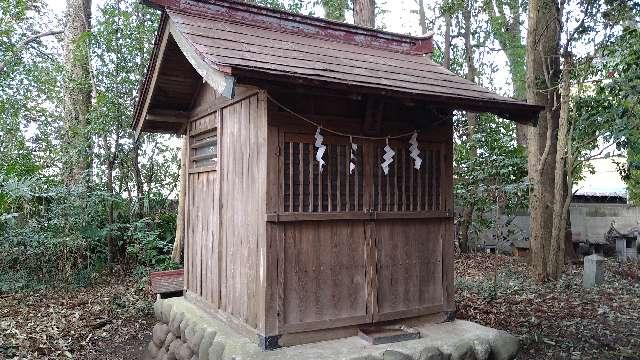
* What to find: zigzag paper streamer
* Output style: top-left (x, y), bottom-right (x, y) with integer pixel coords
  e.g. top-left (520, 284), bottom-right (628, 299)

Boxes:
top-left (315, 128), bottom-right (326, 173)
top-left (381, 142), bottom-right (395, 175)
top-left (350, 143), bottom-right (358, 174)
top-left (409, 132), bottom-right (422, 170)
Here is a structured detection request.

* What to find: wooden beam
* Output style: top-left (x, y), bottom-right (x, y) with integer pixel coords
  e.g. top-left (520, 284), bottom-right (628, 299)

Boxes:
top-left (135, 21), bottom-right (171, 140)
top-left (146, 109), bottom-right (190, 123)
top-left (168, 20), bottom-right (236, 99)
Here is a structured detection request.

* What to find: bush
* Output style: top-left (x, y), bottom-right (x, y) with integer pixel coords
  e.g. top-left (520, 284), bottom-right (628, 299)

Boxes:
top-left (0, 174), bottom-right (178, 291)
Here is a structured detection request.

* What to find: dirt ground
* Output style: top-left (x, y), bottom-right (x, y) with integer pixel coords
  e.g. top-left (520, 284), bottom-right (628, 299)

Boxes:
top-left (0, 275), bottom-right (154, 359)
top-left (0, 255), bottom-right (638, 359)
top-left (456, 254), bottom-right (640, 359)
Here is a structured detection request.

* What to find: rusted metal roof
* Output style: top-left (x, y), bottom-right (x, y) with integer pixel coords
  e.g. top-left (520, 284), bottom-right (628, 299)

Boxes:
top-left (134, 0), bottom-right (542, 133)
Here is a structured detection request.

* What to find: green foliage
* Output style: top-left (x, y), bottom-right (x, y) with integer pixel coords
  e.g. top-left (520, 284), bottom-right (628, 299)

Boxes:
top-left (454, 113), bottom-right (529, 235)
top-left (318, 0), bottom-right (349, 21)
top-left (0, 0), bottom-right (180, 291)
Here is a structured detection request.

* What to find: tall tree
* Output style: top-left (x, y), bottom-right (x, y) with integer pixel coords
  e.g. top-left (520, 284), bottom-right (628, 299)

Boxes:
top-left (353, 0), bottom-right (375, 27)
top-left (483, 0), bottom-right (528, 146)
top-left (526, 0), bottom-right (562, 281)
top-left (458, 0), bottom-right (478, 253)
top-left (62, 0), bottom-right (93, 186)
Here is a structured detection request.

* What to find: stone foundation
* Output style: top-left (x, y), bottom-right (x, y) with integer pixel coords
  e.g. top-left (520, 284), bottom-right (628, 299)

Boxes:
top-left (143, 297), bottom-right (520, 360)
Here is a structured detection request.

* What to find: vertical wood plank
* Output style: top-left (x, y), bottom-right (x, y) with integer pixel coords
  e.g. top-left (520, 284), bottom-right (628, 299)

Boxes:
top-left (299, 142), bottom-right (304, 213)
top-left (327, 145), bottom-right (333, 212)
top-left (393, 150), bottom-right (398, 212)
top-left (336, 145), bottom-right (342, 212)
top-left (318, 149), bottom-right (323, 212)
top-left (289, 142), bottom-right (294, 213)
top-left (401, 148), bottom-right (406, 212)
top-left (417, 152), bottom-right (422, 211)
top-left (308, 144), bottom-right (314, 212)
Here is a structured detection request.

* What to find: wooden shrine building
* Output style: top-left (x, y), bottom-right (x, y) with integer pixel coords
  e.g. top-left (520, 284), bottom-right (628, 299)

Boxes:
top-left (133, 0), bottom-right (541, 350)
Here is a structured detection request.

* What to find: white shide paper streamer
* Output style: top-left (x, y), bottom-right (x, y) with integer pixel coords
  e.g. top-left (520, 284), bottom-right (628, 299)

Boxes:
top-left (381, 139), bottom-right (395, 175)
top-left (350, 141), bottom-right (358, 174)
top-left (315, 128), bottom-right (326, 173)
top-left (409, 131), bottom-right (422, 170)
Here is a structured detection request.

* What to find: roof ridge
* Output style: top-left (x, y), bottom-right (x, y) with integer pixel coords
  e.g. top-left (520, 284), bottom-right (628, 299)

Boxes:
top-left (145, 0), bottom-right (434, 55)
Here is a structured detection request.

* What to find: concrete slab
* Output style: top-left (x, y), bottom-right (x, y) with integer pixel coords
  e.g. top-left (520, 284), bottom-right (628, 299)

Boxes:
top-left (145, 297), bottom-right (519, 360)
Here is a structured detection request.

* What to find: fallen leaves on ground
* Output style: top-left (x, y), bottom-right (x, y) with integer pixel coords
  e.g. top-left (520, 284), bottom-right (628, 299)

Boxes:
top-left (455, 254), bottom-right (640, 359)
top-left (1, 256), bottom-right (639, 359)
top-left (0, 274), bottom-right (154, 359)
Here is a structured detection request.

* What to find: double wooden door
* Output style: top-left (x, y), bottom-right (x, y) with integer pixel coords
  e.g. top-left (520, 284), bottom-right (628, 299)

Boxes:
top-left (276, 133), bottom-right (451, 333)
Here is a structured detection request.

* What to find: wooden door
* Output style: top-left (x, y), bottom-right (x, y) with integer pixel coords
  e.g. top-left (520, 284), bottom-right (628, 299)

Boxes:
top-left (364, 140), bottom-right (449, 322)
top-left (276, 133), bottom-right (451, 332)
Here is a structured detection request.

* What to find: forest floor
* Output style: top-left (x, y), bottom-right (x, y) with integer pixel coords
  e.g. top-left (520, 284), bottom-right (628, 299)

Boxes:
top-left (0, 255), bottom-right (639, 359)
top-left (456, 254), bottom-right (640, 359)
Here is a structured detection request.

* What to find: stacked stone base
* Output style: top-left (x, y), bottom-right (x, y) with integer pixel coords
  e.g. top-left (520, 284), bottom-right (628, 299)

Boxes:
top-left (143, 297), bottom-right (520, 360)
top-left (143, 299), bottom-right (226, 360)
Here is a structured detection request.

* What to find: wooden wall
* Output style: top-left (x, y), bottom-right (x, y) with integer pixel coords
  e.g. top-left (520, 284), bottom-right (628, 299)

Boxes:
top-left (262, 87), bottom-right (455, 337)
top-left (185, 110), bottom-right (219, 306)
top-left (218, 90), bottom-right (268, 330)
top-left (184, 83), bottom-right (269, 334)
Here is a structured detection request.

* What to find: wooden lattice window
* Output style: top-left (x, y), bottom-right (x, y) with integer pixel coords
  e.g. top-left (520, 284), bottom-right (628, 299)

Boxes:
top-left (281, 133), bottom-right (446, 214)
top-left (283, 138), bottom-right (364, 213)
top-left (372, 142), bottom-right (444, 212)
top-left (190, 128), bottom-right (217, 171)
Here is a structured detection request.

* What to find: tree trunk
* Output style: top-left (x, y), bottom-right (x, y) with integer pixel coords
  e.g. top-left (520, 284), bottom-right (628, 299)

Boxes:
top-left (353, 0), bottom-right (375, 27)
top-left (549, 53), bottom-right (572, 277)
top-left (459, 2), bottom-right (478, 254)
top-left (443, 14), bottom-right (451, 70)
top-left (62, 0), bottom-right (92, 186)
top-left (171, 136), bottom-right (188, 263)
top-left (418, 0), bottom-right (428, 35)
top-left (526, 0), bottom-right (561, 282)
top-left (132, 137), bottom-right (145, 218)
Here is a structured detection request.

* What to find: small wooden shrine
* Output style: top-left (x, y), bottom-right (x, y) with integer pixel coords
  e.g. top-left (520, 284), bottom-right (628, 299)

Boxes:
top-left (133, 0), bottom-right (541, 350)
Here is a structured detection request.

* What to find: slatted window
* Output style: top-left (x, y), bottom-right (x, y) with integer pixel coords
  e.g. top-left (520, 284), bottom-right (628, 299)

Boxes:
top-left (190, 129), bottom-right (217, 170)
top-left (372, 143), bottom-right (443, 212)
top-left (283, 141), bottom-right (364, 213)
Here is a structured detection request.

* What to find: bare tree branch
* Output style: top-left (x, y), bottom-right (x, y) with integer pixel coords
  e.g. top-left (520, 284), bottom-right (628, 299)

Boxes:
top-left (0, 29), bottom-right (63, 73)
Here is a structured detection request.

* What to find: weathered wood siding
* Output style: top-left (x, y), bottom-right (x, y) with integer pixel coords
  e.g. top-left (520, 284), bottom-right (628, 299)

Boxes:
top-left (281, 221), bottom-right (369, 332)
top-left (185, 108), bottom-right (220, 306)
top-left (263, 88), bottom-right (455, 336)
top-left (218, 91), bottom-right (268, 330)
top-left (184, 84), bottom-right (268, 333)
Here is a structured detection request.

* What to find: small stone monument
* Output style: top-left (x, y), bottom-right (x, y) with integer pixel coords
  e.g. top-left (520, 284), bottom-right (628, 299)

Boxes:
top-left (583, 254), bottom-right (605, 288)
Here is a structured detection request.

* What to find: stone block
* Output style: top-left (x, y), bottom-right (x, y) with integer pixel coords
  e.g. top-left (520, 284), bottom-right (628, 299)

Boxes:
top-left (489, 330), bottom-right (519, 360)
top-left (208, 341), bottom-right (226, 360)
top-left (153, 323), bottom-right (170, 347)
top-left (168, 338), bottom-right (182, 360)
top-left (472, 339), bottom-right (490, 360)
top-left (164, 332), bottom-right (177, 352)
top-left (180, 317), bottom-right (192, 339)
top-left (447, 340), bottom-right (476, 360)
top-left (177, 341), bottom-right (195, 360)
top-left (154, 300), bottom-right (165, 322)
top-left (418, 346), bottom-right (445, 360)
top-left (198, 330), bottom-right (217, 360)
top-left (583, 254), bottom-right (605, 288)
top-left (383, 350), bottom-right (413, 360)
top-left (162, 301), bottom-right (174, 324)
top-left (170, 312), bottom-right (186, 337)
top-left (185, 325), bottom-right (205, 352)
